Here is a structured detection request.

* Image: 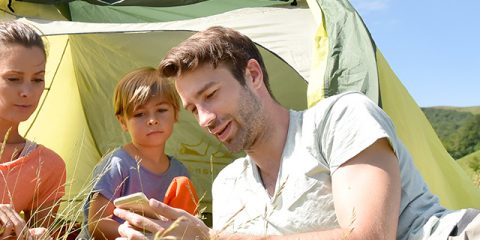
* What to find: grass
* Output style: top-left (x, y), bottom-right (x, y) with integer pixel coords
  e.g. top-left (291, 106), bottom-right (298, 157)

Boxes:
top-left (457, 150), bottom-right (480, 188)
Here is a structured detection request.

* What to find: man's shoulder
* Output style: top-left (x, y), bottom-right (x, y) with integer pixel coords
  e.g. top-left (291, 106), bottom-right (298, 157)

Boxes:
top-left (307, 92), bottom-right (371, 112)
top-left (303, 92), bottom-right (377, 124)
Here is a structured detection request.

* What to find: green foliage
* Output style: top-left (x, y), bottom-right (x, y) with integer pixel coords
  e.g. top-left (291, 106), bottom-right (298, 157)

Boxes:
top-left (422, 107), bottom-right (480, 159)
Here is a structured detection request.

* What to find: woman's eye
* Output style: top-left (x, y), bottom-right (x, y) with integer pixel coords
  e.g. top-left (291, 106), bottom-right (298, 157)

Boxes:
top-left (7, 77), bottom-right (19, 82)
top-left (33, 78), bottom-right (45, 83)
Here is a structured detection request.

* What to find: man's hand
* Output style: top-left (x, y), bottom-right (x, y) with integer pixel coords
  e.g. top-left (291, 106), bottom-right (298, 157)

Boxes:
top-left (114, 198), bottom-right (210, 240)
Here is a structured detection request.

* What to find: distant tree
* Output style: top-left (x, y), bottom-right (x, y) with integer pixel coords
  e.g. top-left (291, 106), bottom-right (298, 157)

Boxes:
top-left (422, 108), bottom-right (480, 159)
top-left (454, 115), bottom-right (480, 159)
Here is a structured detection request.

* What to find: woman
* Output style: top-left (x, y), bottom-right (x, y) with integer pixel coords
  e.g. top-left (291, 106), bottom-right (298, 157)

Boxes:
top-left (0, 20), bottom-right (66, 239)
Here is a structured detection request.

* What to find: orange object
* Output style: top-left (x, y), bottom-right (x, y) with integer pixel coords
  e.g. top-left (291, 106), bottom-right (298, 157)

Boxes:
top-left (163, 176), bottom-right (199, 215)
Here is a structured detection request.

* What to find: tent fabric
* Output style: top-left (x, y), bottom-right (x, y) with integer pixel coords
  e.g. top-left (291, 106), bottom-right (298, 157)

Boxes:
top-left (29, 7), bottom-right (315, 83)
top-left (68, 0), bottom-right (297, 23)
top-left (306, 0), bottom-right (480, 208)
top-left (81, 0), bottom-right (203, 7)
top-left (0, 0), bottom-right (67, 20)
top-left (306, 0), bottom-right (378, 106)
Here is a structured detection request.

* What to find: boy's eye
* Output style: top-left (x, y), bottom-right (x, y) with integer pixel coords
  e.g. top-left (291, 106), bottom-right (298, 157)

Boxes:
top-left (133, 112), bottom-right (144, 118)
top-left (6, 77), bottom-right (20, 82)
top-left (157, 108), bottom-right (168, 113)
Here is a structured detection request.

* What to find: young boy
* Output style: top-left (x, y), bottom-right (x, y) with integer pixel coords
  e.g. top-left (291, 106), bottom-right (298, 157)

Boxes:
top-left (79, 67), bottom-right (198, 239)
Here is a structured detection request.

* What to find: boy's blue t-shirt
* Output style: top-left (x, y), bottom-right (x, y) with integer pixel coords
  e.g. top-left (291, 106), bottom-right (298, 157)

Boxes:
top-left (79, 148), bottom-right (190, 237)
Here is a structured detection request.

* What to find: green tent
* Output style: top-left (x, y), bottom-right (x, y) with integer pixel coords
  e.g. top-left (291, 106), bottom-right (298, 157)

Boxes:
top-left (1, 0), bottom-right (478, 224)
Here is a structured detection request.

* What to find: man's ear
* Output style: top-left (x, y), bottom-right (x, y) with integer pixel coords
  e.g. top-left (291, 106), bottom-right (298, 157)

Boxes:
top-left (245, 59), bottom-right (263, 89)
top-left (116, 115), bottom-right (129, 132)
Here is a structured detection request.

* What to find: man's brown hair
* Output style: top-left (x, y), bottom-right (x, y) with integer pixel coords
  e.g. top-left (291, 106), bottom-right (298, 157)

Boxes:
top-left (159, 26), bottom-right (272, 95)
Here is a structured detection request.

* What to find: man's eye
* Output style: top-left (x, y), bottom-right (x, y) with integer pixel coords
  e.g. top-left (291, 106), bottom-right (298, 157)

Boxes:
top-left (7, 77), bottom-right (19, 82)
top-left (33, 78), bottom-right (45, 83)
top-left (206, 90), bottom-right (216, 99)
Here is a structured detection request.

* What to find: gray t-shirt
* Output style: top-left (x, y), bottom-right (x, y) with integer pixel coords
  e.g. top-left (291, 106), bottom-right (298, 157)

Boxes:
top-left (213, 92), bottom-right (458, 239)
top-left (79, 148), bottom-right (190, 238)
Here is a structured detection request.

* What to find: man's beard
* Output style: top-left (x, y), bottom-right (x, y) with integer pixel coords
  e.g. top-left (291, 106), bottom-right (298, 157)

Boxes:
top-left (223, 87), bottom-right (264, 153)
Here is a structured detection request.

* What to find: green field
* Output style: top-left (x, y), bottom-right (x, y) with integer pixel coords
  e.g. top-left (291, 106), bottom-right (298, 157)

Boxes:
top-left (457, 150), bottom-right (480, 187)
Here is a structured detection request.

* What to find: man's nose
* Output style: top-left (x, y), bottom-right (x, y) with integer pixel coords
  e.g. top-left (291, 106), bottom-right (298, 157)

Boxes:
top-left (198, 107), bottom-right (215, 129)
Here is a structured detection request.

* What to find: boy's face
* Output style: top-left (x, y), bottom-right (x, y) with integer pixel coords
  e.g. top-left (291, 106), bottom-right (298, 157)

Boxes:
top-left (0, 44), bottom-right (45, 124)
top-left (119, 95), bottom-right (176, 148)
top-left (175, 63), bottom-right (264, 153)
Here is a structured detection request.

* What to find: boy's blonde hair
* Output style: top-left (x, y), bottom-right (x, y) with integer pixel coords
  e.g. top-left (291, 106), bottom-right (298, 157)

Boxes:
top-left (113, 67), bottom-right (180, 120)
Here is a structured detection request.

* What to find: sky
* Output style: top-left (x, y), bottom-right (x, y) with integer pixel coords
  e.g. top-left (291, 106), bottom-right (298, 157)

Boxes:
top-left (349, 0), bottom-right (480, 107)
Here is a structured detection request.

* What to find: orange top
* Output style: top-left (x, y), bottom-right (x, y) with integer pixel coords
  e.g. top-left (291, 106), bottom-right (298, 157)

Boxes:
top-left (163, 176), bottom-right (199, 215)
top-left (0, 145), bottom-right (66, 212)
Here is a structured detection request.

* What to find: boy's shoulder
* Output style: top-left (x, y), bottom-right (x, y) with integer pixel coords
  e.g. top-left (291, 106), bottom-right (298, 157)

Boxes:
top-left (167, 155), bottom-right (190, 175)
top-left (103, 147), bottom-right (134, 162)
top-left (93, 148), bottom-right (134, 174)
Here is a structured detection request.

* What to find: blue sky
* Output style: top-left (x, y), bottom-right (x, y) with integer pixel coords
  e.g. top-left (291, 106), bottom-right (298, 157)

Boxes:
top-left (350, 0), bottom-right (479, 107)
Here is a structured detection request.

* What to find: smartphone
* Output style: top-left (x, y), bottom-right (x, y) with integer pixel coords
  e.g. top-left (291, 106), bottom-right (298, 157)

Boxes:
top-left (113, 192), bottom-right (159, 219)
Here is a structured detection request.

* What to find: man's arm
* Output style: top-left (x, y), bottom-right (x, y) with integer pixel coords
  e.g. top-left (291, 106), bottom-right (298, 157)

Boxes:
top-left (115, 138), bottom-right (401, 240)
top-left (330, 138), bottom-right (400, 239)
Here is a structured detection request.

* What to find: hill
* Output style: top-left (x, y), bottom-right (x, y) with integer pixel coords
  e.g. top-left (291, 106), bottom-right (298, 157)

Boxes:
top-left (429, 106), bottom-right (480, 115)
top-left (421, 106), bottom-right (480, 159)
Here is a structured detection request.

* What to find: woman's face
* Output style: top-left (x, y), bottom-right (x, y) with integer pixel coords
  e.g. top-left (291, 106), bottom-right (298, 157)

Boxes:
top-left (0, 44), bottom-right (46, 124)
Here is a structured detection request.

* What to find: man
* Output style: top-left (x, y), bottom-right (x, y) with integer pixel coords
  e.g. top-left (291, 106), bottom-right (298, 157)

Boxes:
top-left (114, 26), bottom-right (479, 240)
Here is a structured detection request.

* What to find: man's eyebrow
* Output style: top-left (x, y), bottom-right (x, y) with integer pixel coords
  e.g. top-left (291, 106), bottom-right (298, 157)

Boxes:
top-left (194, 81), bottom-right (216, 99)
top-left (182, 81), bottom-right (217, 110)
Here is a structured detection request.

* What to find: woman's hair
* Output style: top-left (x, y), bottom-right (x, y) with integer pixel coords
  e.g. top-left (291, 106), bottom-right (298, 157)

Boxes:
top-left (0, 20), bottom-right (46, 57)
top-left (113, 67), bottom-right (180, 120)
